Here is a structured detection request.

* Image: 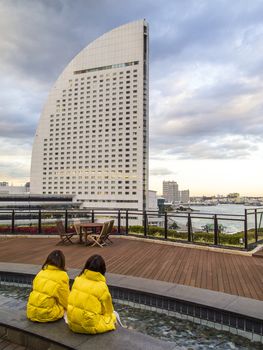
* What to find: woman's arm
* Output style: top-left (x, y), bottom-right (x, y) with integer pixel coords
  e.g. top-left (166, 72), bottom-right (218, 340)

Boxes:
top-left (100, 286), bottom-right (114, 315)
top-left (56, 275), bottom-right (70, 310)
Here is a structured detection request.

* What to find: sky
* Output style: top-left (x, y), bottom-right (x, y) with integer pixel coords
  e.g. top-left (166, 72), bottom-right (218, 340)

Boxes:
top-left (0, 0), bottom-right (263, 197)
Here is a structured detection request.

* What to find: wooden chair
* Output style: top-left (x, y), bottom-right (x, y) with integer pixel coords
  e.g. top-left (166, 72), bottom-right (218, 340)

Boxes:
top-left (73, 220), bottom-right (81, 243)
top-left (104, 220), bottom-right (114, 245)
top-left (56, 220), bottom-right (76, 245)
top-left (86, 222), bottom-right (109, 248)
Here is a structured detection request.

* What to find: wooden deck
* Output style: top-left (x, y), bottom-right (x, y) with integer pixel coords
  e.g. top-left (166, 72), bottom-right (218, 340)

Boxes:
top-left (0, 236), bottom-right (263, 301)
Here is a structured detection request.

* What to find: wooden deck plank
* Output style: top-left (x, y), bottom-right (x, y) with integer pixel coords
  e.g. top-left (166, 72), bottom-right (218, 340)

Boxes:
top-left (211, 250), bottom-right (219, 291)
top-left (205, 250), bottom-right (213, 291)
top-left (221, 252), bottom-right (238, 296)
top-left (215, 252), bottom-right (224, 293)
top-left (0, 237), bottom-right (263, 301)
top-left (135, 245), bottom-right (164, 279)
top-left (236, 255), bottom-right (262, 300)
top-left (193, 249), bottom-right (203, 289)
top-left (165, 246), bottom-right (186, 283)
top-left (186, 248), bottom-right (198, 286)
top-left (228, 254), bottom-right (249, 298)
top-left (157, 245), bottom-right (178, 282)
top-left (199, 251), bottom-right (208, 291)
top-left (170, 247), bottom-right (190, 284)
top-left (249, 257), bottom-right (263, 297)
top-left (152, 248), bottom-right (171, 280)
top-left (234, 255), bottom-right (256, 298)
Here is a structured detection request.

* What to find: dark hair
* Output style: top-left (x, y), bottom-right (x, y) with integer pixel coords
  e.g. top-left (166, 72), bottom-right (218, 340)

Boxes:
top-left (79, 254), bottom-right (106, 276)
top-left (42, 250), bottom-right (66, 271)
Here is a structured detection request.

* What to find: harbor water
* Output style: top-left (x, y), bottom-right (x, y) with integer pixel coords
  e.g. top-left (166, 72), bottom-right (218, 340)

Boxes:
top-left (171, 204), bottom-right (263, 233)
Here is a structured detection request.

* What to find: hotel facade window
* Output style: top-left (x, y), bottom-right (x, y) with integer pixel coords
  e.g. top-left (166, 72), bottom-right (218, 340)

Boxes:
top-left (31, 20), bottom-right (149, 211)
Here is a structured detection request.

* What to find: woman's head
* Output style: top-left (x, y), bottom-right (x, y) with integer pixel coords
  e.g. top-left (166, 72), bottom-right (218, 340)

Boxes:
top-left (80, 254), bottom-right (106, 276)
top-left (42, 250), bottom-right (66, 271)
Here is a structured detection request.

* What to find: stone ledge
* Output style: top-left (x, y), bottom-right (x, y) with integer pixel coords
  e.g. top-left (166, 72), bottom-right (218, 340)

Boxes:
top-left (252, 244), bottom-right (263, 258)
top-left (0, 308), bottom-right (176, 350)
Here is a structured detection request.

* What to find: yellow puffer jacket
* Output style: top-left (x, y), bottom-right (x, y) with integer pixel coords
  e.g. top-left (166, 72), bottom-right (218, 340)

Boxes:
top-left (67, 270), bottom-right (116, 334)
top-left (27, 265), bottom-right (69, 322)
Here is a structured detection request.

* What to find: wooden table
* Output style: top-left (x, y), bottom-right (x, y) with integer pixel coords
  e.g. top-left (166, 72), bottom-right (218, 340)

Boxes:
top-left (78, 223), bottom-right (104, 244)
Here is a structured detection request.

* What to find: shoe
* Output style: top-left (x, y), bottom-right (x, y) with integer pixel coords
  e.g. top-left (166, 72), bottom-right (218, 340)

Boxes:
top-left (114, 311), bottom-right (125, 328)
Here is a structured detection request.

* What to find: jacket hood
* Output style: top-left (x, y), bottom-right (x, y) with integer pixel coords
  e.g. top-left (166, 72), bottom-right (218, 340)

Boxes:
top-left (44, 265), bottom-right (61, 271)
top-left (83, 269), bottom-right (105, 282)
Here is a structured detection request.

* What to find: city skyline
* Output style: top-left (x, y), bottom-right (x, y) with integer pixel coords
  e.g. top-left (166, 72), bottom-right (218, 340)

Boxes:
top-left (1, 0), bottom-right (263, 196)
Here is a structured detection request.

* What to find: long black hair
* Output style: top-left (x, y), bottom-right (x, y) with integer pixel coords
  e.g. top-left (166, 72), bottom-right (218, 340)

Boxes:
top-left (42, 250), bottom-right (66, 271)
top-left (79, 254), bottom-right (106, 276)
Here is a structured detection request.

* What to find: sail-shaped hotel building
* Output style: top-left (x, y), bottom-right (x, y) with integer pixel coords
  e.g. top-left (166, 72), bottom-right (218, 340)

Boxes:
top-left (30, 20), bottom-right (149, 211)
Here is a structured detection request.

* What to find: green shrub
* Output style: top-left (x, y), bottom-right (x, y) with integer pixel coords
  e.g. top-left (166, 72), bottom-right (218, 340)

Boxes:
top-left (192, 232), bottom-right (214, 243)
top-left (128, 225), bottom-right (261, 247)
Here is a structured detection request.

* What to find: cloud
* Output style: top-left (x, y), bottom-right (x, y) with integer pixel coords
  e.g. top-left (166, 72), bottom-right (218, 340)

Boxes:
top-left (0, 0), bottom-right (263, 190)
top-left (0, 137), bottom-right (32, 156)
top-left (150, 134), bottom-right (260, 160)
top-left (150, 58), bottom-right (263, 160)
top-left (0, 136), bottom-right (31, 183)
top-left (0, 121), bottom-right (35, 139)
top-left (150, 167), bottom-right (176, 176)
top-left (0, 73), bottom-right (45, 139)
top-left (0, 160), bottom-right (29, 181)
top-left (175, 137), bottom-right (259, 160)
top-left (0, 149), bottom-right (31, 183)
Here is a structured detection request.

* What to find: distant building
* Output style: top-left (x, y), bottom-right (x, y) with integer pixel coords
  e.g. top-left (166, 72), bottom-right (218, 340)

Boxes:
top-left (148, 190), bottom-right (158, 210)
top-left (0, 194), bottom-right (78, 209)
top-left (0, 182), bottom-right (29, 195)
top-left (147, 191), bottom-right (164, 227)
top-left (180, 189), bottom-right (190, 203)
top-left (227, 193), bottom-right (240, 198)
top-left (157, 197), bottom-right (165, 214)
top-left (162, 181), bottom-right (180, 203)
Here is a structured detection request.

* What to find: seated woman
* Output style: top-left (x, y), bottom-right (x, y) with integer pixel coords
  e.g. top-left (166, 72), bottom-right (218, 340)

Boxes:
top-left (67, 254), bottom-right (116, 334)
top-left (27, 250), bottom-right (69, 322)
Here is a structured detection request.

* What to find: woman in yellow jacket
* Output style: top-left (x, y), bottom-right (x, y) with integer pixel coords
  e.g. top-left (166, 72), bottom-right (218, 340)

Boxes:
top-left (27, 250), bottom-right (70, 322)
top-left (67, 254), bottom-right (116, 334)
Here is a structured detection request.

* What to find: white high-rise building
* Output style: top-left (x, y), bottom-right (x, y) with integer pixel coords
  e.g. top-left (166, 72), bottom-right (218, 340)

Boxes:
top-left (31, 20), bottom-right (149, 211)
top-left (180, 189), bottom-right (190, 203)
top-left (162, 181), bottom-right (180, 203)
top-left (0, 182), bottom-right (29, 195)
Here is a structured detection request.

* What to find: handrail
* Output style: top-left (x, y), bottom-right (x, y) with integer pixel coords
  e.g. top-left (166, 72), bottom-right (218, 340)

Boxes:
top-left (0, 207), bottom-right (262, 251)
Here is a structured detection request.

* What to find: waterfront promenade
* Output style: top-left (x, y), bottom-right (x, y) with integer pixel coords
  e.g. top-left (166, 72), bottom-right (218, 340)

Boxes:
top-left (0, 236), bottom-right (262, 301)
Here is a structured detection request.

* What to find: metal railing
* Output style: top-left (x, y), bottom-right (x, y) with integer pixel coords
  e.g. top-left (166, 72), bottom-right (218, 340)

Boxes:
top-left (0, 207), bottom-right (262, 250)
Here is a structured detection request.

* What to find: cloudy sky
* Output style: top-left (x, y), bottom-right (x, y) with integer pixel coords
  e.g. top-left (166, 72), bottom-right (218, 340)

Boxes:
top-left (0, 0), bottom-right (263, 196)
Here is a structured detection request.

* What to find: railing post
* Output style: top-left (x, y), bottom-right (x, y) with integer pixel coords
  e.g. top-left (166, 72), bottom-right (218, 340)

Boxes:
top-left (11, 209), bottom-right (15, 234)
top-left (118, 210), bottom-right (121, 234)
top-left (38, 209), bottom-right (42, 234)
top-left (164, 212), bottom-right (168, 239)
top-left (143, 211), bottom-right (147, 237)
top-left (255, 209), bottom-right (258, 242)
top-left (65, 209), bottom-right (68, 232)
top-left (125, 210), bottom-right (129, 235)
top-left (187, 213), bottom-right (192, 242)
top-left (244, 209), bottom-right (248, 249)
top-left (214, 214), bottom-right (218, 246)
top-left (91, 209), bottom-right (95, 223)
